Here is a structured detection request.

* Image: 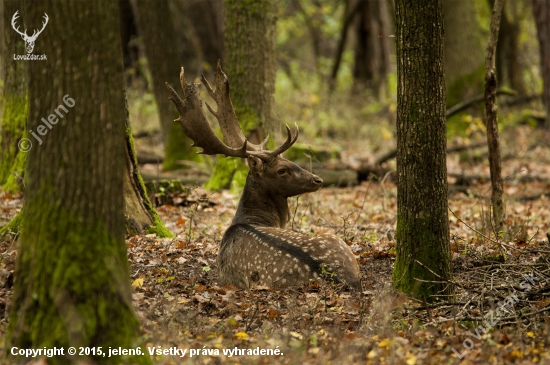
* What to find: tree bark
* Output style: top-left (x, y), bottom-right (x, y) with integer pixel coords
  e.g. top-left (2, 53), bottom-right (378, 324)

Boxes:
top-left (6, 2), bottom-right (149, 363)
top-left (206, 0), bottom-right (277, 190)
top-left (0, 0), bottom-right (28, 193)
top-left (134, 0), bottom-right (202, 171)
top-left (485, 0), bottom-right (506, 234)
top-left (392, 0), bottom-right (453, 301)
top-left (532, 0), bottom-right (550, 128)
top-left (124, 112), bottom-right (172, 237)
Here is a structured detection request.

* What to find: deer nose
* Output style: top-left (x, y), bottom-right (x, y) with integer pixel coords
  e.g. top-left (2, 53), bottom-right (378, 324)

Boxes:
top-left (312, 175), bottom-right (323, 186)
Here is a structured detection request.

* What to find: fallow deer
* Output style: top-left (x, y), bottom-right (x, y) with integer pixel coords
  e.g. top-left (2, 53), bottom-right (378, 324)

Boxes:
top-left (166, 62), bottom-right (360, 290)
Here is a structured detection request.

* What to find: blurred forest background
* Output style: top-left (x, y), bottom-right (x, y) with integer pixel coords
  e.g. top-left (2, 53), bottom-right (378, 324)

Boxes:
top-left (0, 0), bottom-right (548, 188)
top-left (122, 0), bottom-right (546, 182)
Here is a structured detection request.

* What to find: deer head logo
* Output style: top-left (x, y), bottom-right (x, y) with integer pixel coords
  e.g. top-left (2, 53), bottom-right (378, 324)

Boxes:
top-left (11, 11), bottom-right (49, 54)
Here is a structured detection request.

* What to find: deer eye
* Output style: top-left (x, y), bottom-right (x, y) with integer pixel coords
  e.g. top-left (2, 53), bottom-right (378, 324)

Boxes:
top-left (277, 169), bottom-right (286, 175)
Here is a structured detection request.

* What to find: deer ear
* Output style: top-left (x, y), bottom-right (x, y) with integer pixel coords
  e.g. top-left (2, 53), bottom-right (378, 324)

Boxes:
top-left (247, 155), bottom-right (264, 174)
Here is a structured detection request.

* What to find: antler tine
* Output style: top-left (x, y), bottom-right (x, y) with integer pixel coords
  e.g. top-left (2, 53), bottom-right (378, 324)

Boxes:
top-left (251, 123), bottom-right (299, 160)
top-left (201, 74), bottom-right (216, 100)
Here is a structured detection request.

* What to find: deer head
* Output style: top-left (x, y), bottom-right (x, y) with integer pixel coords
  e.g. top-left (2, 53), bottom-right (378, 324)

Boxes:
top-left (11, 11), bottom-right (49, 54)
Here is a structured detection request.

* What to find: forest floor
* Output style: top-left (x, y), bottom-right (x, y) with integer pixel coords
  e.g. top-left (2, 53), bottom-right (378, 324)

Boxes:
top-left (1, 126), bottom-right (550, 364)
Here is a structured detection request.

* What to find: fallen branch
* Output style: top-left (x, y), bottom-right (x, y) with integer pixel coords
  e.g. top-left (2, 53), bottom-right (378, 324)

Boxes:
top-left (357, 142), bottom-right (486, 181)
top-left (446, 88), bottom-right (517, 118)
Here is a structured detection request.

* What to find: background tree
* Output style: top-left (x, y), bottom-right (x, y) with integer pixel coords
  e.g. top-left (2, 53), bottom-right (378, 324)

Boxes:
top-left (172, 0), bottom-right (224, 77)
top-left (7, 1), bottom-right (149, 362)
top-left (392, 0), bottom-right (453, 300)
top-left (352, 0), bottom-right (392, 96)
top-left (0, 0), bottom-right (28, 193)
top-left (205, 0), bottom-right (277, 190)
top-left (495, 0), bottom-right (527, 95)
top-left (442, 0), bottom-right (486, 107)
top-left (532, 0), bottom-right (550, 128)
top-left (134, 0), bottom-right (202, 171)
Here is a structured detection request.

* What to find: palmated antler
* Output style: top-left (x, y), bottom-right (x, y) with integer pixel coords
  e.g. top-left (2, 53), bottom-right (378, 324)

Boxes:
top-left (165, 61), bottom-right (298, 161)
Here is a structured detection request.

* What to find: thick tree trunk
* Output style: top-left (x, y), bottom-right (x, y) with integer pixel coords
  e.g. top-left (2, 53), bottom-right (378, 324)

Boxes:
top-left (532, 0), bottom-right (550, 128)
top-left (0, 0), bottom-right (28, 193)
top-left (134, 0), bottom-right (201, 171)
top-left (485, 0), bottom-right (506, 234)
top-left (6, 2), bottom-right (149, 363)
top-left (206, 0), bottom-right (277, 190)
top-left (392, 0), bottom-right (453, 301)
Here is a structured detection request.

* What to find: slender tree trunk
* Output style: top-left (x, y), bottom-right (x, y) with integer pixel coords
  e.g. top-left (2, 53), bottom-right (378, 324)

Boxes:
top-left (485, 0), bottom-right (506, 234)
top-left (330, 0), bottom-right (358, 92)
top-left (532, 0), bottom-right (550, 128)
top-left (0, 0), bottom-right (28, 193)
top-left (134, 0), bottom-right (202, 171)
top-left (186, 0), bottom-right (224, 72)
top-left (392, 0), bottom-right (453, 301)
top-left (171, 0), bottom-right (224, 77)
top-left (352, 0), bottom-right (392, 96)
top-left (442, 0), bottom-right (485, 107)
top-left (206, 0), bottom-right (277, 190)
top-left (119, 0), bottom-right (139, 70)
top-left (7, 2), bottom-right (149, 363)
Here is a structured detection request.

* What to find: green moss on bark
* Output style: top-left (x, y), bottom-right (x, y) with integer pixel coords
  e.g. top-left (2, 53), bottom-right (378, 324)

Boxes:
top-left (393, 0), bottom-right (453, 302)
top-left (8, 193), bottom-right (150, 364)
top-left (204, 158), bottom-right (248, 192)
top-left (162, 122), bottom-right (203, 171)
top-left (392, 215), bottom-right (453, 299)
top-left (205, 0), bottom-right (276, 190)
top-left (0, 209), bottom-right (22, 241)
top-left (0, 95), bottom-right (28, 192)
top-left (125, 122), bottom-right (172, 238)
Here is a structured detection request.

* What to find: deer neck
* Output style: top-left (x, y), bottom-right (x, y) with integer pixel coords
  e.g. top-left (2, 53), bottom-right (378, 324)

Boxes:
top-left (231, 173), bottom-right (289, 228)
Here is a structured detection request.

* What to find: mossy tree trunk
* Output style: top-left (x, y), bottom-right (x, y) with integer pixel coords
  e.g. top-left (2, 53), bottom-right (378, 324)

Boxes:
top-left (206, 0), bottom-right (277, 191)
top-left (532, 0), bottom-right (550, 129)
top-left (134, 0), bottom-right (202, 171)
top-left (1, 1), bottom-right (170, 239)
top-left (124, 111), bottom-right (172, 237)
top-left (0, 0), bottom-right (28, 193)
top-left (7, 1), bottom-right (150, 363)
top-left (392, 0), bottom-right (453, 301)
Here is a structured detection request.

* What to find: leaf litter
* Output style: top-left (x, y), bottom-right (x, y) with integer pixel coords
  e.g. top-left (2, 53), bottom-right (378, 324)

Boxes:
top-left (0, 126), bottom-right (549, 364)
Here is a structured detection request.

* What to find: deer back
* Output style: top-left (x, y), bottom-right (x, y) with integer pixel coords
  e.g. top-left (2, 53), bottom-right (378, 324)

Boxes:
top-left (218, 224), bottom-right (360, 290)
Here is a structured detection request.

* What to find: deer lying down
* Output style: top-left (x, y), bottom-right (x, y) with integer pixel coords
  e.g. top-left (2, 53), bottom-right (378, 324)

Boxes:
top-left (166, 62), bottom-right (360, 290)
